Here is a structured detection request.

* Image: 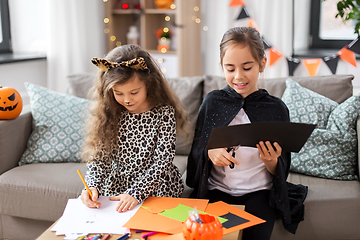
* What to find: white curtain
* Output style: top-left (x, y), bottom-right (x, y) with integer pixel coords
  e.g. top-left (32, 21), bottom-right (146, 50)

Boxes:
top-left (47, 0), bottom-right (106, 93)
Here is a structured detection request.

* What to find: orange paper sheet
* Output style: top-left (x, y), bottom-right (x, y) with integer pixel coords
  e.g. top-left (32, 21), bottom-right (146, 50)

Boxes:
top-left (123, 197), bottom-right (209, 234)
top-left (205, 201), bottom-right (266, 235)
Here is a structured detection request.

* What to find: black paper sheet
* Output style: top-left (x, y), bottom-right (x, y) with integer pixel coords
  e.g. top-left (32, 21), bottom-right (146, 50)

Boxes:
top-left (207, 121), bottom-right (316, 153)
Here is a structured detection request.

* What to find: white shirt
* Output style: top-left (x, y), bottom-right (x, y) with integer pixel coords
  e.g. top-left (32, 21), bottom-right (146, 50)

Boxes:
top-left (208, 108), bottom-right (273, 196)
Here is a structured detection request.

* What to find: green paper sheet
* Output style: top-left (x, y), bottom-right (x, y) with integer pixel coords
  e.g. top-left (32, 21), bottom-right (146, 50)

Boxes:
top-left (155, 204), bottom-right (228, 223)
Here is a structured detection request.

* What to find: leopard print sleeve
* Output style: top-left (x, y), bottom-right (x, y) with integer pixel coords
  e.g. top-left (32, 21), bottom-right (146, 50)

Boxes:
top-left (124, 105), bottom-right (184, 202)
top-left (85, 148), bottom-right (111, 194)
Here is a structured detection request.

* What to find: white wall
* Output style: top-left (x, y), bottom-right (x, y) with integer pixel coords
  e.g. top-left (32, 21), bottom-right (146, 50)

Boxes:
top-left (5, 0), bottom-right (48, 105)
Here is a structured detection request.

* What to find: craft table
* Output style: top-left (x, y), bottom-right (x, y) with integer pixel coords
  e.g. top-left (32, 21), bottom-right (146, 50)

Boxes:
top-left (36, 205), bottom-right (245, 240)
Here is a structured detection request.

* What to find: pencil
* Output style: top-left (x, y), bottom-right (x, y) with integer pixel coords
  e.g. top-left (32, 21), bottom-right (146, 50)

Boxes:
top-left (77, 169), bottom-right (99, 208)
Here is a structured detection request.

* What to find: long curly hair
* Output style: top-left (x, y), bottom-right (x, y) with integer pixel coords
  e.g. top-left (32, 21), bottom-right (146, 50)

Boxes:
top-left (82, 45), bottom-right (189, 162)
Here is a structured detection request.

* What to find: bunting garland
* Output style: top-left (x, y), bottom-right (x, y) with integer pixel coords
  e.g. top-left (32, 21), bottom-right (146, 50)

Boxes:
top-left (286, 57), bottom-right (301, 76)
top-left (322, 55), bottom-right (339, 74)
top-left (229, 0), bottom-right (358, 76)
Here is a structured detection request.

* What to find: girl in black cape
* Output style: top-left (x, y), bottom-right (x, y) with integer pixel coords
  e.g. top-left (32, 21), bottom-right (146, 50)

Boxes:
top-left (186, 27), bottom-right (307, 240)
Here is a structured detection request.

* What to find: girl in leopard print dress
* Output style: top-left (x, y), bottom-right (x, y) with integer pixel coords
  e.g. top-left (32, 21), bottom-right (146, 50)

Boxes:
top-left (80, 45), bottom-right (188, 212)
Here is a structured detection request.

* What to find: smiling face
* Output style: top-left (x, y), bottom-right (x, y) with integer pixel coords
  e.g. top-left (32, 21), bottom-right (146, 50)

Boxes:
top-left (222, 44), bottom-right (266, 98)
top-left (112, 75), bottom-right (150, 114)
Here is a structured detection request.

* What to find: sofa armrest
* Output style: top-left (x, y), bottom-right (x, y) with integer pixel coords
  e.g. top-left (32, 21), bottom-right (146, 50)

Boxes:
top-left (0, 105), bottom-right (32, 175)
top-left (357, 117), bottom-right (360, 179)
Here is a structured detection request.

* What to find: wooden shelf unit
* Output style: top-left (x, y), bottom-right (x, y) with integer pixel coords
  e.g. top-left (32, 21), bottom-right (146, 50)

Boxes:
top-left (105, 0), bottom-right (202, 77)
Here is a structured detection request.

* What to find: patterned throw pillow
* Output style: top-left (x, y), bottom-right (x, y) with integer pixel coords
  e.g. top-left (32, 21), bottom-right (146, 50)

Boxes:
top-left (282, 78), bottom-right (359, 180)
top-left (19, 83), bottom-right (89, 165)
top-left (281, 78), bottom-right (338, 129)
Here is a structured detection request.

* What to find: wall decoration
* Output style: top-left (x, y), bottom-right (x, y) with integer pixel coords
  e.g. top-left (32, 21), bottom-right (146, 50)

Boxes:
top-left (303, 59), bottom-right (322, 77)
top-left (339, 47), bottom-right (357, 67)
top-left (348, 37), bottom-right (360, 54)
top-left (262, 36), bottom-right (272, 50)
top-left (237, 6), bottom-right (250, 20)
top-left (229, 0), bottom-right (245, 7)
top-left (268, 47), bottom-right (283, 66)
top-left (287, 57), bottom-right (301, 76)
top-left (322, 55), bottom-right (340, 74)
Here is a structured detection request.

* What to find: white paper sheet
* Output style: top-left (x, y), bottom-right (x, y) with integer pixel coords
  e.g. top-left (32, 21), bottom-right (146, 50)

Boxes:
top-left (51, 197), bottom-right (141, 236)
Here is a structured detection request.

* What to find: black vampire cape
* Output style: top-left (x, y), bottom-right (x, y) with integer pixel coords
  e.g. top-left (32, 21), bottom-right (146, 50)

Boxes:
top-left (186, 85), bottom-right (308, 234)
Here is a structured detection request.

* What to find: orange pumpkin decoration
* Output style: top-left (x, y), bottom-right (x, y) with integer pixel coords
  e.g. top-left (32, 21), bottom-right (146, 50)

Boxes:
top-left (0, 85), bottom-right (23, 120)
top-left (183, 214), bottom-right (223, 240)
top-left (154, 0), bottom-right (174, 9)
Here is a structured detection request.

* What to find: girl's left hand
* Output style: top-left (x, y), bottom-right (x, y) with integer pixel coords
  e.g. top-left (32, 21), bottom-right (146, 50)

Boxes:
top-left (256, 141), bottom-right (282, 162)
top-left (109, 193), bottom-right (139, 212)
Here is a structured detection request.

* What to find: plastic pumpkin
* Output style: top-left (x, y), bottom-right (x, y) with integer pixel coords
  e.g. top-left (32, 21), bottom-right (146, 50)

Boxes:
top-left (154, 0), bottom-right (174, 9)
top-left (0, 85), bottom-right (23, 120)
top-left (183, 214), bottom-right (223, 240)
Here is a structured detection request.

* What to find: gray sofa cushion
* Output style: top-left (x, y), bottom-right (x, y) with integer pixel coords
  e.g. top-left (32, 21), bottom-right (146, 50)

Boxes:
top-left (0, 163), bottom-right (86, 221)
top-left (271, 172), bottom-right (360, 239)
top-left (167, 76), bottom-right (204, 155)
top-left (67, 73), bottom-right (95, 98)
top-left (203, 74), bottom-right (354, 104)
top-left (261, 74), bottom-right (354, 104)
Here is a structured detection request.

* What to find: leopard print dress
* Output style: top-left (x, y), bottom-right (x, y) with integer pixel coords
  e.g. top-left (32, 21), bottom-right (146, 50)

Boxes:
top-left (85, 105), bottom-right (184, 203)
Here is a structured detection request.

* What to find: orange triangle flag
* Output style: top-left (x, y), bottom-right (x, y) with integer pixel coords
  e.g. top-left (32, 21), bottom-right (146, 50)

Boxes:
top-left (339, 47), bottom-right (357, 67)
top-left (303, 59), bottom-right (322, 76)
top-left (247, 18), bottom-right (260, 32)
top-left (268, 47), bottom-right (283, 66)
top-left (229, 0), bottom-right (245, 7)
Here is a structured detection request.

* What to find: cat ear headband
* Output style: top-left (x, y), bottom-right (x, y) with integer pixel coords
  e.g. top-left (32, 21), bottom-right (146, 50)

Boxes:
top-left (91, 57), bottom-right (149, 72)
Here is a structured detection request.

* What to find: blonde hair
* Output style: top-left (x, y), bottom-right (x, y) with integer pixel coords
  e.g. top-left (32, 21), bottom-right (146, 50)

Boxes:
top-left (82, 45), bottom-right (188, 162)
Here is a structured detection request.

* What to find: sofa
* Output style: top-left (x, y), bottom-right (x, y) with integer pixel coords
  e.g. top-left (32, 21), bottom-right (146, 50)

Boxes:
top-left (0, 74), bottom-right (359, 240)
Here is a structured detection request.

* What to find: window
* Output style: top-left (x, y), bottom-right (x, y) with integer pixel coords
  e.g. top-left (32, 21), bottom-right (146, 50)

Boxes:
top-left (0, 0), bottom-right (11, 53)
top-left (309, 0), bottom-right (357, 49)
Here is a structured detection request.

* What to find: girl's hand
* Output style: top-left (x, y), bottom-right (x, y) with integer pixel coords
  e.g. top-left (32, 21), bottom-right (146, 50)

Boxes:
top-left (208, 148), bottom-right (239, 167)
top-left (109, 194), bottom-right (139, 212)
top-left (80, 187), bottom-right (101, 208)
top-left (256, 141), bottom-right (281, 175)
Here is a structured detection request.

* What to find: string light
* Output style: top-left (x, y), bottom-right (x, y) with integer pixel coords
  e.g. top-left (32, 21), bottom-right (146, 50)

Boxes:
top-left (203, 26), bottom-right (208, 31)
top-left (170, 4), bottom-right (176, 10)
top-left (165, 16), bottom-right (171, 21)
top-left (161, 68), bottom-right (167, 73)
top-left (103, 0), bottom-right (108, 2)
top-left (110, 36), bottom-right (116, 41)
top-left (116, 41), bottom-right (122, 46)
top-left (163, 27), bottom-right (169, 33)
top-left (194, 6), bottom-right (199, 11)
top-left (157, 58), bottom-right (164, 64)
top-left (104, 28), bottom-right (109, 34)
top-left (104, 18), bottom-right (109, 24)
top-left (195, 18), bottom-right (201, 24)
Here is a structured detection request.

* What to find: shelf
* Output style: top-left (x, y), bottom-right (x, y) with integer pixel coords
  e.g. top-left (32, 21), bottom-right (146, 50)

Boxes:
top-left (112, 9), bottom-right (141, 14)
top-left (105, 0), bottom-right (202, 77)
top-left (143, 9), bottom-right (176, 14)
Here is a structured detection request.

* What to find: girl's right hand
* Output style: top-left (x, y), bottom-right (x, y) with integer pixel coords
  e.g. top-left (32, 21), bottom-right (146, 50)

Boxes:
top-left (208, 148), bottom-right (238, 167)
top-left (80, 187), bottom-right (100, 208)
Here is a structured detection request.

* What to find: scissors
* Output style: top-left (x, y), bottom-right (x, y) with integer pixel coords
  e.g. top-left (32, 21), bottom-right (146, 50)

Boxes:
top-left (227, 146), bottom-right (239, 169)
